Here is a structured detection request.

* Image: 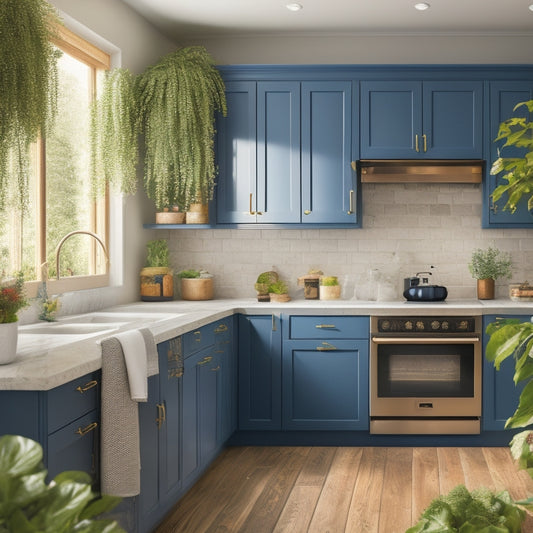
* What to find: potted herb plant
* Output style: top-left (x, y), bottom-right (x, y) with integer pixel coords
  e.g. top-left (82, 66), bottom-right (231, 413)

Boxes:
top-left (319, 275), bottom-right (341, 300)
top-left (490, 99), bottom-right (533, 215)
top-left (0, 272), bottom-right (28, 364)
top-left (254, 271), bottom-right (279, 302)
top-left (0, 434), bottom-right (125, 532)
top-left (137, 46), bottom-right (227, 224)
top-left (140, 239), bottom-right (174, 301)
top-left (468, 246), bottom-right (512, 300)
top-left (268, 280), bottom-right (290, 303)
top-left (0, 0), bottom-right (60, 212)
top-left (178, 269), bottom-right (214, 300)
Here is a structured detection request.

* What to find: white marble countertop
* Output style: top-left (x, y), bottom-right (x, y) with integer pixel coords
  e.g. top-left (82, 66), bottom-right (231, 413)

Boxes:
top-left (3, 297), bottom-right (532, 391)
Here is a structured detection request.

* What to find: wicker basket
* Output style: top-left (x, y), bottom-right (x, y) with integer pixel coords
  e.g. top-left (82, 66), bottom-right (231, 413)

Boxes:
top-left (186, 203), bottom-right (209, 224)
top-left (181, 278), bottom-right (213, 300)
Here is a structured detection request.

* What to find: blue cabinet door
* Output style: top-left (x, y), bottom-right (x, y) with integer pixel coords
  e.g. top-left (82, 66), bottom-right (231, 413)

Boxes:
top-left (257, 82), bottom-right (301, 223)
top-left (282, 340), bottom-right (369, 430)
top-left (482, 315), bottom-right (529, 431)
top-left (301, 81), bottom-right (358, 224)
top-left (216, 81), bottom-right (257, 224)
top-left (486, 82), bottom-right (533, 227)
top-left (182, 351), bottom-right (201, 486)
top-left (238, 314), bottom-right (282, 430)
top-left (423, 81), bottom-right (483, 158)
top-left (360, 81), bottom-right (422, 159)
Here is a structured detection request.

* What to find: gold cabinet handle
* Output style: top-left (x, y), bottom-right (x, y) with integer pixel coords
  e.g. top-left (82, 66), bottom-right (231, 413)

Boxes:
top-left (193, 330), bottom-right (201, 342)
top-left (422, 133), bottom-right (427, 152)
top-left (211, 365), bottom-right (221, 372)
top-left (75, 422), bottom-right (98, 436)
top-left (415, 134), bottom-right (419, 152)
top-left (315, 324), bottom-right (336, 329)
top-left (316, 342), bottom-right (337, 352)
top-left (197, 356), bottom-right (213, 366)
top-left (351, 161), bottom-right (357, 172)
top-left (156, 403), bottom-right (166, 429)
top-left (249, 193), bottom-right (256, 216)
top-left (304, 209), bottom-right (311, 215)
top-left (347, 189), bottom-right (355, 215)
top-left (76, 380), bottom-right (98, 394)
top-left (214, 324), bottom-right (228, 333)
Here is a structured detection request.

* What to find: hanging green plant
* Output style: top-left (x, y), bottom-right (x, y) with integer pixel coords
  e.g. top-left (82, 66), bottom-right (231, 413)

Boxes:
top-left (90, 68), bottom-right (139, 198)
top-left (137, 46), bottom-right (227, 211)
top-left (0, 0), bottom-right (61, 212)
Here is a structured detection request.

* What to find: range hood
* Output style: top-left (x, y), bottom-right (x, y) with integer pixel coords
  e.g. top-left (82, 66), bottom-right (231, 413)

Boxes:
top-left (358, 160), bottom-right (484, 184)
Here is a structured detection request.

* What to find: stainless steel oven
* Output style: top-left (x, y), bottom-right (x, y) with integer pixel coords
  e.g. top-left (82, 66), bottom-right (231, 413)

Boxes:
top-left (370, 316), bottom-right (482, 435)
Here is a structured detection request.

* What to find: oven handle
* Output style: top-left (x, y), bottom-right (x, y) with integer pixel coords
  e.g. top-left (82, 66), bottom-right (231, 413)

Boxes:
top-left (371, 336), bottom-right (480, 344)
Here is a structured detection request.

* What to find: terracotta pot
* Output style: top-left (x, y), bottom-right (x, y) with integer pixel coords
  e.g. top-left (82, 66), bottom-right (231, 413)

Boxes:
top-left (186, 203), bottom-right (209, 224)
top-left (477, 278), bottom-right (495, 300)
top-left (140, 267), bottom-right (174, 301)
top-left (181, 278), bottom-right (213, 300)
top-left (320, 284), bottom-right (341, 300)
top-left (0, 321), bottom-right (18, 365)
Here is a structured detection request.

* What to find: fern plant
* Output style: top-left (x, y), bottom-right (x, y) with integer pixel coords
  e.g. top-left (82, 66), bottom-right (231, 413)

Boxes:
top-left (0, 0), bottom-right (60, 212)
top-left (137, 46), bottom-right (227, 211)
top-left (90, 68), bottom-right (139, 197)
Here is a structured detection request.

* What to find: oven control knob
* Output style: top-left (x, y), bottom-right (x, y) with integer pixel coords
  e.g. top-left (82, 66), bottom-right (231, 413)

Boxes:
top-left (416, 321), bottom-right (425, 331)
top-left (441, 321), bottom-right (449, 330)
top-left (431, 320), bottom-right (440, 330)
top-left (458, 320), bottom-right (468, 331)
top-left (381, 320), bottom-right (391, 331)
top-left (405, 321), bottom-right (413, 330)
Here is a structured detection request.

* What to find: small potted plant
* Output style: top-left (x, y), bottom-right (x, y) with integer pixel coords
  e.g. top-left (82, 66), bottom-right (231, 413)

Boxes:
top-left (140, 239), bottom-right (174, 301)
top-left (319, 275), bottom-right (341, 300)
top-left (0, 271), bottom-right (28, 364)
top-left (268, 279), bottom-right (290, 303)
top-left (254, 271), bottom-right (279, 302)
top-left (468, 246), bottom-right (512, 300)
top-left (178, 269), bottom-right (214, 300)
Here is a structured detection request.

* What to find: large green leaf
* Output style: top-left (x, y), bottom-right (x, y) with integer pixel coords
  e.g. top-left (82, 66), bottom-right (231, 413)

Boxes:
top-left (0, 436), bottom-right (42, 477)
top-left (485, 325), bottom-right (523, 369)
top-left (505, 379), bottom-right (533, 428)
top-left (79, 495), bottom-right (122, 521)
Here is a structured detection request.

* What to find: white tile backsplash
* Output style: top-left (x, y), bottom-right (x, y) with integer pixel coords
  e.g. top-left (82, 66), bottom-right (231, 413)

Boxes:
top-left (167, 183), bottom-right (532, 301)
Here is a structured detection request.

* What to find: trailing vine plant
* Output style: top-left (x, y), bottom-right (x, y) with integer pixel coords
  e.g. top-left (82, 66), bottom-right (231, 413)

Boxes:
top-left (90, 68), bottom-right (139, 198)
top-left (0, 0), bottom-right (60, 212)
top-left (137, 46), bottom-right (227, 211)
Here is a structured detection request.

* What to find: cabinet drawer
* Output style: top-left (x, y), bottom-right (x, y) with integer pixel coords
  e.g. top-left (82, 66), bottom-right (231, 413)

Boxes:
top-left (48, 372), bottom-right (99, 434)
top-left (288, 316), bottom-right (369, 340)
top-left (183, 324), bottom-right (215, 357)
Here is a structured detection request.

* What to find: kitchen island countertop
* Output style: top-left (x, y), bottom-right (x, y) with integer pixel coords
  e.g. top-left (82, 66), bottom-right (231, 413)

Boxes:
top-left (3, 297), bottom-right (532, 391)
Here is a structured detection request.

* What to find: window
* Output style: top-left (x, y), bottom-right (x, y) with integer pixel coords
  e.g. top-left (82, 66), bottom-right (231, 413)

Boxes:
top-left (0, 25), bottom-right (111, 297)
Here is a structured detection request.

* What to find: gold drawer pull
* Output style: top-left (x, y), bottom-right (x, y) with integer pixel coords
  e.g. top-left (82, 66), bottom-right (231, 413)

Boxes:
top-left (214, 324), bottom-right (228, 333)
top-left (304, 209), bottom-right (311, 215)
top-left (193, 331), bottom-right (201, 342)
top-left (249, 193), bottom-right (256, 216)
top-left (316, 342), bottom-right (337, 352)
top-left (347, 189), bottom-right (355, 215)
top-left (75, 422), bottom-right (98, 436)
top-left (211, 365), bottom-right (221, 372)
top-left (197, 356), bottom-right (213, 366)
top-left (315, 324), bottom-right (336, 329)
top-left (76, 380), bottom-right (98, 394)
top-left (156, 403), bottom-right (166, 429)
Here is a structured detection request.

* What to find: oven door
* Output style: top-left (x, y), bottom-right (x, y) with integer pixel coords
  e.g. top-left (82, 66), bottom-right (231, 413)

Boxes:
top-left (370, 336), bottom-right (481, 434)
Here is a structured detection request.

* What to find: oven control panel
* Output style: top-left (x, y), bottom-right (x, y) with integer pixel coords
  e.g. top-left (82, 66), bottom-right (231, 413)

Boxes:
top-left (374, 316), bottom-right (479, 334)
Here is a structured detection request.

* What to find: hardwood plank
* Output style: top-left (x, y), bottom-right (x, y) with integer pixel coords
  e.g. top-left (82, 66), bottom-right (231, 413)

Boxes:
top-left (346, 447), bottom-right (387, 533)
top-left (237, 447), bottom-right (310, 533)
top-left (307, 447), bottom-right (363, 533)
top-left (459, 447), bottom-right (495, 491)
top-left (295, 446), bottom-right (336, 487)
top-left (411, 447), bottom-right (440, 524)
top-left (378, 448), bottom-right (413, 533)
top-left (437, 447), bottom-right (465, 494)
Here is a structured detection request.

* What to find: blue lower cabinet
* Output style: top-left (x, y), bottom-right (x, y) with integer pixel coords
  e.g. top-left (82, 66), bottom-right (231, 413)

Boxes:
top-left (282, 340), bottom-right (369, 430)
top-left (238, 314), bottom-right (282, 430)
top-left (482, 315), bottom-right (529, 431)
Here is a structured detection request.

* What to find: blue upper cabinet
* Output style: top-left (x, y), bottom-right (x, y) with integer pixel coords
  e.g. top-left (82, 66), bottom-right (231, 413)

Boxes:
top-left (216, 81), bottom-right (257, 224)
top-left (360, 80), bottom-right (483, 159)
top-left (301, 81), bottom-right (358, 224)
top-left (485, 81), bottom-right (533, 227)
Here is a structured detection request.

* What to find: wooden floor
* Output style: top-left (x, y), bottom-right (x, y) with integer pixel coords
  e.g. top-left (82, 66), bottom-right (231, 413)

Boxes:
top-left (155, 446), bottom-right (533, 533)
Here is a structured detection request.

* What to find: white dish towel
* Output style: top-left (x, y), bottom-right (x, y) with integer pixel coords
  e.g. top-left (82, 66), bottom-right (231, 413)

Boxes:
top-left (115, 329), bottom-right (148, 401)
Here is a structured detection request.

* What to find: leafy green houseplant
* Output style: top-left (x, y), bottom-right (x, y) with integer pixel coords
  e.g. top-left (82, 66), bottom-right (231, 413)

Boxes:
top-left (0, 0), bottom-right (61, 213)
top-left (319, 275), bottom-right (341, 300)
top-left (490, 99), bottom-right (533, 215)
top-left (268, 280), bottom-right (290, 303)
top-left (407, 484), bottom-right (525, 532)
top-left (140, 239), bottom-right (173, 301)
top-left (0, 434), bottom-right (125, 532)
top-left (137, 46), bottom-right (227, 220)
top-left (178, 269), bottom-right (213, 301)
top-left (90, 68), bottom-right (138, 198)
top-left (254, 271), bottom-right (279, 302)
top-left (468, 247), bottom-right (512, 300)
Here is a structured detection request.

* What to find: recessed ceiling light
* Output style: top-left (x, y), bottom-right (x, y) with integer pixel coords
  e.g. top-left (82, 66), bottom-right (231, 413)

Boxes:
top-left (414, 2), bottom-right (430, 10)
top-left (286, 3), bottom-right (303, 12)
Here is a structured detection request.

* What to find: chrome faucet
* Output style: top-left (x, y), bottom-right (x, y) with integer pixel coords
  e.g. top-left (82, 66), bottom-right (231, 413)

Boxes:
top-left (55, 230), bottom-right (109, 280)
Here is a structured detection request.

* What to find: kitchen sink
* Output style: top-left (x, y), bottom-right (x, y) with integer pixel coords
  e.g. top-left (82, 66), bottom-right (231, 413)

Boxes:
top-left (22, 323), bottom-right (123, 335)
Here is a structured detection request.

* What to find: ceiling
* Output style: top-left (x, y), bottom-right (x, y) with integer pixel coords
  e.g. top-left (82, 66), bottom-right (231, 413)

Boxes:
top-left (120, 0), bottom-right (533, 39)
